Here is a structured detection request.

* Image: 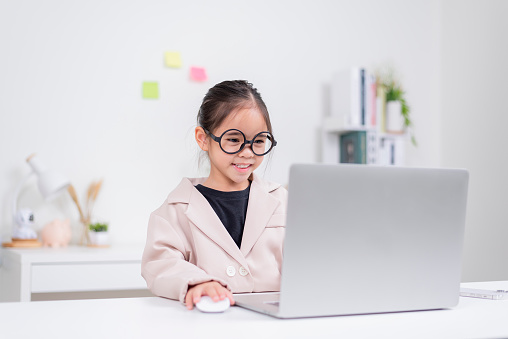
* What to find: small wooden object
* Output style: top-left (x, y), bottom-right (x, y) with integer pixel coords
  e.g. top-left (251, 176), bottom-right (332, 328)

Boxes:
top-left (87, 244), bottom-right (110, 248)
top-left (2, 238), bottom-right (42, 248)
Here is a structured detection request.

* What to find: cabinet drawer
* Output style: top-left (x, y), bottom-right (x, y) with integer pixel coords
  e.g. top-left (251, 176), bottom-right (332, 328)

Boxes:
top-left (31, 262), bottom-right (146, 293)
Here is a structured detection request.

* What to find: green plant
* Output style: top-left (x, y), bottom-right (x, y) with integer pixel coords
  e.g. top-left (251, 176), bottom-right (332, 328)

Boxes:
top-left (89, 222), bottom-right (108, 232)
top-left (377, 68), bottom-right (417, 147)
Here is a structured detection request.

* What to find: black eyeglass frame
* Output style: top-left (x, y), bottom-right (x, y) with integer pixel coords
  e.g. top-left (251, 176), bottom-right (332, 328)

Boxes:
top-left (204, 128), bottom-right (277, 156)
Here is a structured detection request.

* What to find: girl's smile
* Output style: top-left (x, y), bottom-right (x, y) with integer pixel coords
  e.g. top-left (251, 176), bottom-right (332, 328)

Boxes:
top-left (233, 162), bottom-right (253, 171)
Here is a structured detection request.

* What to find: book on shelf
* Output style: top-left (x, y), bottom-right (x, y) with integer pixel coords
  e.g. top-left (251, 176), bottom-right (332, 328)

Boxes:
top-left (331, 68), bottom-right (361, 127)
top-left (331, 68), bottom-right (377, 129)
top-left (376, 85), bottom-right (386, 133)
top-left (378, 136), bottom-right (405, 166)
top-left (366, 73), bottom-right (377, 128)
top-left (340, 130), bottom-right (377, 165)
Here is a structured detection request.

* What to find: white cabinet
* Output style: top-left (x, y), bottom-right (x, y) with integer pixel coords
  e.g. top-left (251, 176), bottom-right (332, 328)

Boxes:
top-left (0, 245), bottom-right (148, 302)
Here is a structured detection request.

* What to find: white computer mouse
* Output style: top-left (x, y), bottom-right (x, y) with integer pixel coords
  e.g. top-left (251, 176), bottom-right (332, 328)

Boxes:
top-left (195, 296), bottom-right (230, 313)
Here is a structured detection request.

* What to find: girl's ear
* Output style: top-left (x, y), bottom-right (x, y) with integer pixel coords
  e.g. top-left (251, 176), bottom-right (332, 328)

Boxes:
top-left (195, 127), bottom-right (209, 151)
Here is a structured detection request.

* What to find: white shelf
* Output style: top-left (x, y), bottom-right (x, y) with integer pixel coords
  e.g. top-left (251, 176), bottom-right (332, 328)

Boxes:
top-left (323, 117), bottom-right (407, 138)
top-left (321, 116), bottom-right (407, 166)
top-left (322, 117), bottom-right (374, 133)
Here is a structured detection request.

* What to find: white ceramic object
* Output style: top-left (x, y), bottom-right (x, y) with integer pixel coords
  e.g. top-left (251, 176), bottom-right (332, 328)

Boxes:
top-left (385, 100), bottom-right (405, 133)
top-left (89, 231), bottom-right (109, 246)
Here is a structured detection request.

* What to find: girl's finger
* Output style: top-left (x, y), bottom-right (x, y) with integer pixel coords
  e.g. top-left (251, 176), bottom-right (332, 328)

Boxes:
top-left (185, 291), bottom-right (195, 310)
top-left (204, 285), bottom-right (221, 301)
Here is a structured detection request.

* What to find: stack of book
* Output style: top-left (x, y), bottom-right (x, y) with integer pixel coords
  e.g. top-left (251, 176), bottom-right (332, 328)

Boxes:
top-left (339, 131), bottom-right (404, 166)
top-left (330, 67), bottom-right (380, 129)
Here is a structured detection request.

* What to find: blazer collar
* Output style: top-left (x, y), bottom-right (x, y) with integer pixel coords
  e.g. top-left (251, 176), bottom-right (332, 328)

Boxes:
top-left (166, 174), bottom-right (281, 204)
top-left (166, 174), bottom-right (282, 266)
top-left (166, 177), bottom-right (206, 204)
top-left (240, 174), bottom-right (281, 257)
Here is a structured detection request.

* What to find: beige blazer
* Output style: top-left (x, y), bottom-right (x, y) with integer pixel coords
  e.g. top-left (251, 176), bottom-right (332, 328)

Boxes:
top-left (141, 173), bottom-right (287, 303)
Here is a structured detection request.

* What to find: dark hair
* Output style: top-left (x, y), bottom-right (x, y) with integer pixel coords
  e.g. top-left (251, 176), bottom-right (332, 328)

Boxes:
top-left (197, 80), bottom-right (272, 135)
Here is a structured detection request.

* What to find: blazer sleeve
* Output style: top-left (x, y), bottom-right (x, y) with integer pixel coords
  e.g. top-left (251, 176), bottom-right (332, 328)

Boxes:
top-left (141, 208), bottom-right (229, 303)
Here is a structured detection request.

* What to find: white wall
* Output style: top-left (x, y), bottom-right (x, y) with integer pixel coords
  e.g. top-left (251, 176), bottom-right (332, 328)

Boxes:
top-left (15, 0), bottom-right (508, 283)
top-left (0, 0), bottom-right (443, 246)
top-left (441, 0), bottom-right (508, 282)
top-left (4, 0), bottom-right (506, 284)
top-left (2, 0), bottom-right (505, 284)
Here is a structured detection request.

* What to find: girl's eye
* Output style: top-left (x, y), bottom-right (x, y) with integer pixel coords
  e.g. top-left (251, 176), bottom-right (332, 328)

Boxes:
top-left (254, 139), bottom-right (265, 144)
top-left (226, 138), bottom-right (241, 143)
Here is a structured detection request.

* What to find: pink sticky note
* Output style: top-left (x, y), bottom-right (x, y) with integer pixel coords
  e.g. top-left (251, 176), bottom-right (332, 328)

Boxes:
top-left (190, 66), bottom-right (207, 82)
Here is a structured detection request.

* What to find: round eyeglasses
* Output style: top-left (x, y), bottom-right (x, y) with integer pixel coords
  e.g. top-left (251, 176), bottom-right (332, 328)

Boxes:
top-left (204, 128), bottom-right (277, 156)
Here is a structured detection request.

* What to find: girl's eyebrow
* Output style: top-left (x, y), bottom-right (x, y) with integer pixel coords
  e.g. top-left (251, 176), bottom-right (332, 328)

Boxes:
top-left (224, 131), bottom-right (242, 136)
top-left (223, 130), bottom-right (270, 139)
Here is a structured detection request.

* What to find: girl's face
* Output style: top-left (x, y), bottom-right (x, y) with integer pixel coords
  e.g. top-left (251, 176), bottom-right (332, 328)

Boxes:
top-left (200, 106), bottom-right (268, 191)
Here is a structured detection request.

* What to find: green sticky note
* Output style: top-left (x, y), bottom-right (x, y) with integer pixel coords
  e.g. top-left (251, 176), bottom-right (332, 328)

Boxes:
top-left (142, 82), bottom-right (159, 99)
top-left (164, 51), bottom-right (182, 68)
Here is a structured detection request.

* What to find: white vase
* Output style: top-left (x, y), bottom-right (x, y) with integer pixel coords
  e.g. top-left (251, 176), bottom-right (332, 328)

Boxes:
top-left (385, 100), bottom-right (404, 133)
top-left (89, 232), bottom-right (109, 246)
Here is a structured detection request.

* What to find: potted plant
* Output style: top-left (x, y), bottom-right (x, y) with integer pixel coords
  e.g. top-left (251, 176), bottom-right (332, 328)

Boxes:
top-left (88, 222), bottom-right (109, 247)
top-left (377, 68), bottom-right (417, 146)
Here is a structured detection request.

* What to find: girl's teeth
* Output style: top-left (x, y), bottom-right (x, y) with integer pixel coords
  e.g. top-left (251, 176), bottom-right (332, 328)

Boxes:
top-left (235, 164), bottom-right (249, 169)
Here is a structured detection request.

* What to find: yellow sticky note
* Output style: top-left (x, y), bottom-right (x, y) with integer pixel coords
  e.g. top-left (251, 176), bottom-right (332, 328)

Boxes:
top-left (142, 82), bottom-right (159, 99)
top-left (164, 51), bottom-right (182, 68)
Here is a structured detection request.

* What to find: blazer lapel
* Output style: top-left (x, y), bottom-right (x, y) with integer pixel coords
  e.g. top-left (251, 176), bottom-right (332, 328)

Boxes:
top-left (240, 175), bottom-right (280, 257)
top-left (185, 188), bottom-right (248, 267)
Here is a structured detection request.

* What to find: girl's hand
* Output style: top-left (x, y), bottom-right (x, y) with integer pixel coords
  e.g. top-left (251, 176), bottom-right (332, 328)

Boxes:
top-left (185, 281), bottom-right (235, 310)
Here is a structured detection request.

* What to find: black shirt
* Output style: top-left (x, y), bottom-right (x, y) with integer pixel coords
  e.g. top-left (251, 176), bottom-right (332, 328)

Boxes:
top-left (195, 184), bottom-right (250, 248)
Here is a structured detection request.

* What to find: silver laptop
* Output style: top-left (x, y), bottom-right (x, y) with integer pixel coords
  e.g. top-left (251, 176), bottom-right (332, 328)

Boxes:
top-left (235, 163), bottom-right (469, 318)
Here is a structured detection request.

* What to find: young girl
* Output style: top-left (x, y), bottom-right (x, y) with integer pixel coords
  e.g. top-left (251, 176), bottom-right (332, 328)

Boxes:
top-left (141, 80), bottom-right (287, 310)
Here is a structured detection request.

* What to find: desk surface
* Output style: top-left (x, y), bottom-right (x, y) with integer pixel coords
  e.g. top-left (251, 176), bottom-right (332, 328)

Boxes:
top-left (1, 281), bottom-right (507, 339)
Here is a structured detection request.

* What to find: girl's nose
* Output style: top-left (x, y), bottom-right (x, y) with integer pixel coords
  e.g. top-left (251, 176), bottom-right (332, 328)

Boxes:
top-left (238, 144), bottom-right (255, 157)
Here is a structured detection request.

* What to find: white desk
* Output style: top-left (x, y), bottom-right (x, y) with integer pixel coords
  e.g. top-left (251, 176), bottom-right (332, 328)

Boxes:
top-left (0, 281), bottom-right (506, 339)
top-left (0, 245), bottom-right (148, 302)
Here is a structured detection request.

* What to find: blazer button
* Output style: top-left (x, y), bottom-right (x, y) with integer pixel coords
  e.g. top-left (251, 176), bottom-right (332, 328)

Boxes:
top-left (226, 266), bottom-right (236, 277)
top-left (239, 266), bottom-right (249, 276)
